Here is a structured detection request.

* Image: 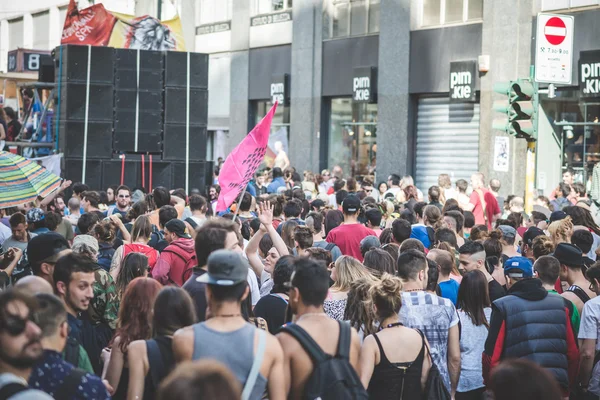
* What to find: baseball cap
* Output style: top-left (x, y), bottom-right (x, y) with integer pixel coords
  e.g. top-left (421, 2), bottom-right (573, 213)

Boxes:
top-left (549, 210), bottom-right (567, 223)
top-left (26, 208), bottom-right (45, 224)
top-left (553, 242), bottom-right (583, 267)
top-left (196, 250), bottom-right (249, 286)
top-left (27, 232), bottom-right (70, 267)
top-left (342, 195), bottom-right (361, 214)
top-left (522, 227), bottom-right (545, 246)
top-left (165, 219), bottom-right (191, 239)
top-left (360, 235), bottom-right (381, 255)
top-left (498, 225), bottom-right (516, 241)
top-left (504, 256), bottom-right (533, 278)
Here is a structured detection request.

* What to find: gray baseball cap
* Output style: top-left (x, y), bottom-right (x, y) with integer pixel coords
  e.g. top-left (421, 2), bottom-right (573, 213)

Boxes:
top-left (196, 249), bottom-right (249, 286)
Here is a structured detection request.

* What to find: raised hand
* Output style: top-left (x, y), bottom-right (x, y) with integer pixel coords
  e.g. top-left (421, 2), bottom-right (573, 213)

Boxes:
top-left (258, 201), bottom-right (274, 228)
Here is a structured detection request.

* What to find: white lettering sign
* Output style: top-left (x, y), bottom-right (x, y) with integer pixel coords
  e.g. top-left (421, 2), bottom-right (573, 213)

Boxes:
top-left (353, 77), bottom-right (370, 102)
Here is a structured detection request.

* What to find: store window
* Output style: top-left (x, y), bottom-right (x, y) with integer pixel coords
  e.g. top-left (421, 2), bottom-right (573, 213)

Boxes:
top-left (196, 0), bottom-right (233, 25)
top-left (324, 0), bottom-right (380, 39)
top-left (542, 89), bottom-right (600, 185)
top-left (253, 100), bottom-right (290, 168)
top-left (420, 0), bottom-right (483, 28)
top-left (251, 0), bottom-right (293, 15)
top-left (328, 98), bottom-right (377, 176)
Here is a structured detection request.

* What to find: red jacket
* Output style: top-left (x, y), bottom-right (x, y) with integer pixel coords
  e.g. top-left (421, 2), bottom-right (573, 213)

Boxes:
top-left (152, 238), bottom-right (196, 286)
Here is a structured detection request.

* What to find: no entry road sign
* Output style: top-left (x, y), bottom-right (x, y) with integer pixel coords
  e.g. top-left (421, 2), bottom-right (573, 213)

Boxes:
top-left (535, 13), bottom-right (574, 85)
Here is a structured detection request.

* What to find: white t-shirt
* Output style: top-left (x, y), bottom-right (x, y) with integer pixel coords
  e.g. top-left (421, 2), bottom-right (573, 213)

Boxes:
top-left (247, 267), bottom-right (260, 306)
top-left (0, 223), bottom-right (11, 247)
top-left (579, 296), bottom-right (600, 395)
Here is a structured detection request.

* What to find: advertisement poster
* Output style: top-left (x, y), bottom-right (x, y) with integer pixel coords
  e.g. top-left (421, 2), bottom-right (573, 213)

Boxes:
top-left (493, 136), bottom-right (509, 172)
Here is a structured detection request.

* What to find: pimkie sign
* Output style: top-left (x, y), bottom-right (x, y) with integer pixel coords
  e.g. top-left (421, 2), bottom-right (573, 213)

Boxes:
top-left (580, 50), bottom-right (600, 98)
top-left (270, 74), bottom-right (289, 106)
top-left (449, 61), bottom-right (477, 103)
top-left (352, 67), bottom-right (377, 104)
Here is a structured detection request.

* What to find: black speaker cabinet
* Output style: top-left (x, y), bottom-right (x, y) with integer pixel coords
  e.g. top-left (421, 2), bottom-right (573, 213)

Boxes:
top-left (115, 90), bottom-right (163, 112)
top-left (162, 124), bottom-right (207, 161)
top-left (59, 120), bottom-right (113, 159)
top-left (54, 45), bottom-right (114, 84)
top-left (38, 54), bottom-right (55, 83)
top-left (63, 158), bottom-right (103, 191)
top-left (102, 160), bottom-right (140, 190)
top-left (113, 131), bottom-right (162, 153)
top-left (172, 162), bottom-right (208, 192)
top-left (59, 83), bottom-right (114, 121)
top-left (114, 48), bottom-right (164, 70)
top-left (114, 109), bottom-right (163, 134)
top-left (164, 88), bottom-right (208, 125)
top-left (164, 52), bottom-right (208, 88)
top-left (147, 161), bottom-right (172, 189)
top-left (114, 69), bottom-right (164, 91)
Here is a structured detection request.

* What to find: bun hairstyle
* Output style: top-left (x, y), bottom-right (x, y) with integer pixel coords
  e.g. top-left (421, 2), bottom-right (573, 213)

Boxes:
top-left (484, 229), bottom-right (504, 273)
top-left (548, 216), bottom-right (573, 246)
top-left (93, 219), bottom-right (116, 243)
top-left (370, 273), bottom-right (403, 320)
top-left (532, 235), bottom-right (554, 260)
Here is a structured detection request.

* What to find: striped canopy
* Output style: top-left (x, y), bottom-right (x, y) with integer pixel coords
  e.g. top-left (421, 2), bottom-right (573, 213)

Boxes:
top-left (0, 151), bottom-right (62, 208)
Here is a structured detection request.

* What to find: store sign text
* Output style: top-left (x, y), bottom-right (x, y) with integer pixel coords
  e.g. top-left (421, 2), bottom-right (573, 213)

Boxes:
top-left (352, 67), bottom-right (377, 104)
top-left (580, 50), bottom-right (600, 97)
top-left (271, 83), bottom-right (285, 104)
top-left (449, 61), bottom-right (477, 103)
top-left (353, 77), bottom-right (370, 101)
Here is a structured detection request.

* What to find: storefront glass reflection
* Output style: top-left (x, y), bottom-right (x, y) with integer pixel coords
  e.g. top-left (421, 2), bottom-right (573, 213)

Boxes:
top-left (254, 100), bottom-right (290, 169)
top-left (329, 98), bottom-right (377, 177)
top-left (542, 89), bottom-right (600, 185)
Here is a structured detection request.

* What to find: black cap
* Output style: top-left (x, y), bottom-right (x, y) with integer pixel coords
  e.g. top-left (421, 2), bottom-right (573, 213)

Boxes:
top-left (342, 195), bottom-right (361, 214)
top-left (523, 226), bottom-right (545, 246)
top-left (196, 250), bottom-right (248, 286)
top-left (165, 219), bottom-right (191, 239)
top-left (27, 232), bottom-right (70, 267)
top-left (553, 242), bottom-right (583, 267)
top-left (550, 210), bottom-right (567, 223)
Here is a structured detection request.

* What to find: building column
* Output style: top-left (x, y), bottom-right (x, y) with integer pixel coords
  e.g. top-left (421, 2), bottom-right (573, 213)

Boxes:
top-left (479, 0), bottom-right (534, 197)
top-left (376, 0), bottom-right (411, 181)
top-left (289, 0), bottom-right (322, 173)
top-left (48, 7), bottom-right (61, 50)
top-left (227, 0), bottom-right (250, 152)
top-left (23, 13), bottom-right (33, 49)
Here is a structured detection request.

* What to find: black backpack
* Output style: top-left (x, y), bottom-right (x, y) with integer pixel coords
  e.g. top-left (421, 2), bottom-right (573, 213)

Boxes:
top-left (280, 321), bottom-right (368, 400)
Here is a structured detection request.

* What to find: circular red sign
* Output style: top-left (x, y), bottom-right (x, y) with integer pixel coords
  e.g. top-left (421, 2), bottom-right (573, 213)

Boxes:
top-left (544, 17), bottom-right (566, 46)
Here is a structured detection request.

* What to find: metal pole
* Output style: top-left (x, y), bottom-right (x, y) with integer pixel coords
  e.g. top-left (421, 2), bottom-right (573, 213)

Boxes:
top-left (231, 185), bottom-right (248, 224)
top-left (157, 0), bottom-right (162, 20)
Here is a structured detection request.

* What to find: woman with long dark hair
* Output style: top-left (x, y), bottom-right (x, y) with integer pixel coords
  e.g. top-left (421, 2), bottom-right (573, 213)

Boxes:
top-left (343, 277), bottom-right (377, 342)
top-left (564, 205), bottom-right (600, 257)
top-left (483, 230), bottom-right (507, 287)
top-left (127, 287), bottom-right (197, 400)
top-left (104, 278), bottom-right (162, 399)
top-left (363, 248), bottom-right (396, 277)
top-left (456, 270), bottom-right (491, 400)
top-left (359, 274), bottom-right (431, 397)
top-left (115, 252), bottom-right (149, 299)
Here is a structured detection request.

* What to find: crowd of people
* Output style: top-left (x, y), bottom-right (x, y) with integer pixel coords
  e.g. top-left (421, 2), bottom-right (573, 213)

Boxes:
top-left (1, 164), bottom-right (600, 400)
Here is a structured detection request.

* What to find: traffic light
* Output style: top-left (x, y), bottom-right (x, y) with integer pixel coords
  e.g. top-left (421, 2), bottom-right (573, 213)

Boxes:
top-left (492, 78), bottom-right (538, 141)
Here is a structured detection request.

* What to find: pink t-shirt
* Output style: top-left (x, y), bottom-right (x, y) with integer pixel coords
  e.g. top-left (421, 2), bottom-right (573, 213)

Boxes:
top-left (326, 223), bottom-right (376, 261)
top-left (469, 189), bottom-right (500, 229)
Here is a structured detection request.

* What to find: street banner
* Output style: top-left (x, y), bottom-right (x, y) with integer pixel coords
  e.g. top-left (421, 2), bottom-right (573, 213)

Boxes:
top-left (61, 0), bottom-right (186, 51)
top-left (216, 102), bottom-right (278, 212)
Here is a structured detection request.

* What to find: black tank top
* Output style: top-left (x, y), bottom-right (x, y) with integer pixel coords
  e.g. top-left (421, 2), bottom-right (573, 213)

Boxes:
top-left (367, 329), bottom-right (425, 399)
top-left (143, 336), bottom-right (175, 400)
top-left (566, 285), bottom-right (591, 304)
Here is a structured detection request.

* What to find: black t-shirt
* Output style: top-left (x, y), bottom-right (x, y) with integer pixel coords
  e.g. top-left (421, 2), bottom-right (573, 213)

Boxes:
top-left (583, 256), bottom-right (595, 271)
top-left (182, 268), bottom-right (207, 322)
top-left (253, 293), bottom-right (288, 335)
top-left (489, 279), bottom-right (507, 302)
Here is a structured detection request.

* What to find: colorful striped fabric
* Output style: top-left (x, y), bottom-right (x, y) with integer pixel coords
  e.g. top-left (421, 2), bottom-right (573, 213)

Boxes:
top-left (0, 151), bottom-right (62, 208)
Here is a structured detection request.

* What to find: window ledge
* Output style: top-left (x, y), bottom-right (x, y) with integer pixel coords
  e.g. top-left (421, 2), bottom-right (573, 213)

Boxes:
top-left (413, 19), bottom-right (482, 31)
top-left (323, 32), bottom-right (380, 42)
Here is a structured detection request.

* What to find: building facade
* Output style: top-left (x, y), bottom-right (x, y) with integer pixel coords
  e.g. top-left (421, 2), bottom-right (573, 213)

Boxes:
top-left (3, 0), bottom-right (600, 197)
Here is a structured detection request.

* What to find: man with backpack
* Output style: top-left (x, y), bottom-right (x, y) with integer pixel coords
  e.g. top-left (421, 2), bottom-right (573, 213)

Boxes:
top-left (0, 289), bottom-right (52, 400)
top-left (277, 258), bottom-right (366, 400)
top-left (28, 294), bottom-right (110, 399)
top-left (153, 220), bottom-right (196, 286)
top-left (173, 250), bottom-right (285, 400)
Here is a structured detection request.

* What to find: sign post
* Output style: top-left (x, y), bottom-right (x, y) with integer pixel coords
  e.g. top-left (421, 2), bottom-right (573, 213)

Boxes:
top-left (534, 13), bottom-right (574, 85)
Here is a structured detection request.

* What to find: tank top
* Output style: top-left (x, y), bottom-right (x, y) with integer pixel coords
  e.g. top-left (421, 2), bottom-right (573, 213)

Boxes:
top-left (143, 336), bottom-right (174, 400)
top-left (123, 243), bottom-right (158, 268)
top-left (367, 330), bottom-right (425, 399)
top-left (192, 322), bottom-right (267, 400)
top-left (566, 284), bottom-right (591, 304)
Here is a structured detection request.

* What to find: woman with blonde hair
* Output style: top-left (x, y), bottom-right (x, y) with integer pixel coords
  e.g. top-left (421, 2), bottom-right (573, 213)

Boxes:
top-left (110, 215), bottom-right (159, 280)
top-left (324, 255), bottom-right (374, 320)
top-left (359, 274), bottom-right (431, 397)
top-left (548, 216), bottom-right (573, 247)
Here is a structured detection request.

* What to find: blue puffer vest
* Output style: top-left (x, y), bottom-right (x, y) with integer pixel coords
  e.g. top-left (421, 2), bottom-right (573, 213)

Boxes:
top-left (494, 281), bottom-right (569, 389)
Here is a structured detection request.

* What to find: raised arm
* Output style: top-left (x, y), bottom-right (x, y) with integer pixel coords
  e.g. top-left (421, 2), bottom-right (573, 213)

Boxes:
top-left (109, 214), bottom-right (131, 243)
top-left (260, 201), bottom-right (289, 257)
top-left (245, 223), bottom-right (267, 278)
top-left (40, 180), bottom-right (72, 209)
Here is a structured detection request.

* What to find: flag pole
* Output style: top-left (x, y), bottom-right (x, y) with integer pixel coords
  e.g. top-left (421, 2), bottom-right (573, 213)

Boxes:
top-left (231, 185), bottom-right (248, 224)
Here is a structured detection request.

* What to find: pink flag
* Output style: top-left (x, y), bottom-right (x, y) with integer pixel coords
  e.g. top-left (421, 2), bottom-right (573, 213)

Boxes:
top-left (216, 102), bottom-right (278, 212)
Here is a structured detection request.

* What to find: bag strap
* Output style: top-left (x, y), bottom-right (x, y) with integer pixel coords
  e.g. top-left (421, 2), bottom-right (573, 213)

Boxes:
top-left (0, 382), bottom-right (28, 400)
top-left (241, 329), bottom-right (267, 400)
top-left (336, 320), bottom-right (351, 359)
top-left (54, 367), bottom-right (86, 400)
top-left (185, 217), bottom-right (198, 230)
top-left (146, 339), bottom-right (167, 390)
top-left (280, 323), bottom-right (328, 364)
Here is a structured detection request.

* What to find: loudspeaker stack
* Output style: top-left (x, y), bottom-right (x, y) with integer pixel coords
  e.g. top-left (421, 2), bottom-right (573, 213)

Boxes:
top-left (55, 45), bottom-right (213, 193)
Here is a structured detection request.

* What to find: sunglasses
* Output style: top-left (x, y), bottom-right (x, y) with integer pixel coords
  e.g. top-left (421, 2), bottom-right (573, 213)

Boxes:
top-left (118, 195), bottom-right (130, 198)
top-left (3, 314), bottom-right (33, 336)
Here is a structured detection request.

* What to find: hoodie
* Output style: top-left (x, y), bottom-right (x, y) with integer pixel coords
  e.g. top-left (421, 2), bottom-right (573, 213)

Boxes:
top-left (152, 237), bottom-right (196, 286)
